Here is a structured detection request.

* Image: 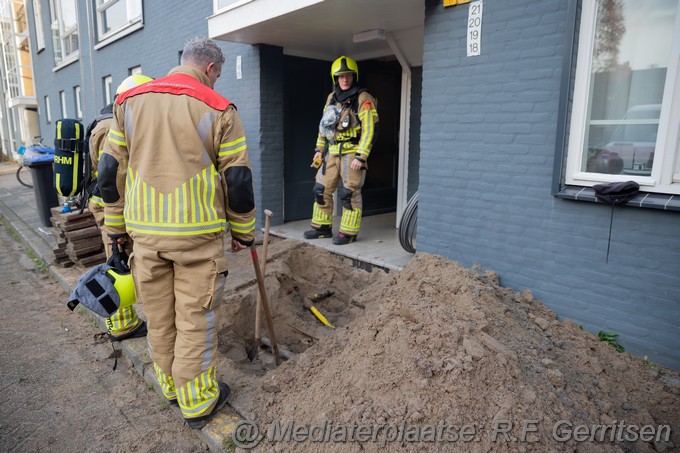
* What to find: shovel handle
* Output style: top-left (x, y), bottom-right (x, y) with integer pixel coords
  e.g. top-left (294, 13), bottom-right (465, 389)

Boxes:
top-left (251, 245), bottom-right (280, 365)
top-left (255, 210), bottom-right (272, 344)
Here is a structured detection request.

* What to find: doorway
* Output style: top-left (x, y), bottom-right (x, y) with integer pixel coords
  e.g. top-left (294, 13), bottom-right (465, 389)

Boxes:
top-left (283, 56), bottom-right (402, 221)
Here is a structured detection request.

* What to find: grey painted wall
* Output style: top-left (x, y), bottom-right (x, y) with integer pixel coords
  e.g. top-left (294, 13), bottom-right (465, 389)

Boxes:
top-left (419, 0), bottom-right (680, 368)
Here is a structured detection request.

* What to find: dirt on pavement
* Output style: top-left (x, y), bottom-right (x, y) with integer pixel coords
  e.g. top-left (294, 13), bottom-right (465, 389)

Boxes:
top-left (0, 219), bottom-right (208, 452)
top-left (215, 250), bottom-right (680, 453)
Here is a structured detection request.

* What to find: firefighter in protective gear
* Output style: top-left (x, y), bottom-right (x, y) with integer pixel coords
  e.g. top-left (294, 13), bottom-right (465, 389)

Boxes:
top-left (98, 36), bottom-right (255, 429)
top-left (304, 55), bottom-right (379, 245)
top-left (88, 74), bottom-right (153, 341)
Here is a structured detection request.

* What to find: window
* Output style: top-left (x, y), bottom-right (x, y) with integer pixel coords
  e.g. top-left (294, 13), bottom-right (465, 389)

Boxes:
top-left (96, 0), bottom-right (142, 42)
top-left (129, 65), bottom-right (141, 75)
top-left (32, 0), bottom-right (45, 51)
top-left (566, 0), bottom-right (680, 195)
top-left (44, 95), bottom-right (51, 123)
top-left (74, 86), bottom-right (82, 118)
top-left (49, 0), bottom-right (78, 65)
top-left (103, 75), bottom-right (112, 105)
top-left (59, 90), bottom-right (66, 118)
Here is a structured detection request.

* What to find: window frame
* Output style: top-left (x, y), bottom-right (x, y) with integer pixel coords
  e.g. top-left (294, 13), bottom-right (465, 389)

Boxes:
top-left (32, 0), bottom-right (45, 51)
top-left (59, 90), bottom-right (66, 118)
top-left (565, 0), bottom-right (680, 195)
top-left (44, 95), bottom-right (51, 123)
top-left (94, 0), bottom-right (143, 46)
top-left (103, 75), bottom-right (112, 105)
top-left (49, 0), bottom-right (79, 66)
top-left (74, 85), bottom-right (82, 119)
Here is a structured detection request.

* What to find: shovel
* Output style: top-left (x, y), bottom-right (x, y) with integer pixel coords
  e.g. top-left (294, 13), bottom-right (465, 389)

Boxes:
top-left (249, 243), bottom-right (280, 366)
top-left (248, 209), bottom-right (272, 361)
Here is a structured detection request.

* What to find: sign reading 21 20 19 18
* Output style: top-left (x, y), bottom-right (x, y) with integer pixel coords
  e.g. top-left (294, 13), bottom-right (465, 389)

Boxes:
top-left (467, 1), bottom-right (483, 56)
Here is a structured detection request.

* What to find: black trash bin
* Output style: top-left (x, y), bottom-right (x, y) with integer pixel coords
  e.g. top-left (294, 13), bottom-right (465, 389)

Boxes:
top-left (23, 146), bottom-right (59, 227)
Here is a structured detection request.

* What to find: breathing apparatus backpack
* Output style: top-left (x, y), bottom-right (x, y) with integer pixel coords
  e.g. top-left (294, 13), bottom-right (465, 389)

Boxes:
top-left (53, 112), bottom-right (113, 210)
top-left (53, 119), bottom-right (86, 198)
top-left (66, 243), bottom-right (136, 318)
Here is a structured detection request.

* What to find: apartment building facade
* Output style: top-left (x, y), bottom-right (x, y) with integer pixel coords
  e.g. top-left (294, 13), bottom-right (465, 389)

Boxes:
top-left (27, 0), bottom-right (680, 369)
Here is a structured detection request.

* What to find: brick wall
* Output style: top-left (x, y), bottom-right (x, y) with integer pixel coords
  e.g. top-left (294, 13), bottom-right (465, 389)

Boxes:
top-left (420, 0), bottom-right (680, 368)
top-left (256, 45), bottom-right (285, 227)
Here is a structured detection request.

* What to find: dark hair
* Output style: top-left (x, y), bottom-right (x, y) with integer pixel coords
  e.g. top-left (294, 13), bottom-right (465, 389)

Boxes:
top-left (180, 36), bottom-right (225, 68)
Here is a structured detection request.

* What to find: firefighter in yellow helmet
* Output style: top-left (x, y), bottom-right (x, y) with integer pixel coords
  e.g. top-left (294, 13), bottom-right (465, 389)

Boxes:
top-left (304, 56), bottom-right (379, 244)
top-left (87, 74), bottom-right (153, 341)
top-left (98, 36), bottom-right (255, 429)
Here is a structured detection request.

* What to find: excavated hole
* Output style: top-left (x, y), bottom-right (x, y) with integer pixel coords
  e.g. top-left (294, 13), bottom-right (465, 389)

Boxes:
top-left (217, 243), bottom-right (385, 376)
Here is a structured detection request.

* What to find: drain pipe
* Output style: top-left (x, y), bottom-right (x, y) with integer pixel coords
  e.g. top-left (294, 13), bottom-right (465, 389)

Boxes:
top-left (384, 32), bottom-right (412, 227)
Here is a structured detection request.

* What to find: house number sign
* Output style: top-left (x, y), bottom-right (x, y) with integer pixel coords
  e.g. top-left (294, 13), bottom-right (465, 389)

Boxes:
top-left (467, 1), bottom-right (483, 56)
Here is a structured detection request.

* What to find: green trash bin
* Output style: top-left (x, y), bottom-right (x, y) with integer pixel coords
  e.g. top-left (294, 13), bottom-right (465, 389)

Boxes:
top-left (23, 146), bottom-right (59, 227)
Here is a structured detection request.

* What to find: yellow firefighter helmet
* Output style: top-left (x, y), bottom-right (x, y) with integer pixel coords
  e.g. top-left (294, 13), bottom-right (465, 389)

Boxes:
top-left (106, 267), bottom-right (136, 308)
top-left (116, 74), bottom-right (153, 96)
top-left (330, 56), bottom-right (359, 84)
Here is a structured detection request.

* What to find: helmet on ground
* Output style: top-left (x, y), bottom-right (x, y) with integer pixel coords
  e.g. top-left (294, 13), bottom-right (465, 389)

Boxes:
top-left (330, 56), bottom-right (358, 84)
top-left (116, 74), bottom-right (153, 96)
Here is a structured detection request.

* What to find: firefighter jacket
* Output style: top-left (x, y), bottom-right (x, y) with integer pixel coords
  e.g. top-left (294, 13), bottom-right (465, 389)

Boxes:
top-left (88, 116), bottom-right (112, 209)
top-left (98, 65), bottom-right (256, 250)
top-left (315, 89), bottom-right (378, 161)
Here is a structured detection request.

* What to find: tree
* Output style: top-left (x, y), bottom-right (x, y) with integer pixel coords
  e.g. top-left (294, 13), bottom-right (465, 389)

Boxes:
top-left (593, 0), bottom-right (626, 72)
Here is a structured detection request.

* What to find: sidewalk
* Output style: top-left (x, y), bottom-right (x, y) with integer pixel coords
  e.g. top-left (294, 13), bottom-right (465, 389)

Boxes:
top-left (0, 162), bottom-right (240, 452)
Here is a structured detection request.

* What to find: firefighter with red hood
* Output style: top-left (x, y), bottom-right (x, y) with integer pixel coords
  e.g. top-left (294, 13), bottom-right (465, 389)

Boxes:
top-left (98, 36), bottom-right (255, 429)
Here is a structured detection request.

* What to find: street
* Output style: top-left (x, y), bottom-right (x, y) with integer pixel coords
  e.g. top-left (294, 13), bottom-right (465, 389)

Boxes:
top-left (0, 219), bottom-right (208, 452)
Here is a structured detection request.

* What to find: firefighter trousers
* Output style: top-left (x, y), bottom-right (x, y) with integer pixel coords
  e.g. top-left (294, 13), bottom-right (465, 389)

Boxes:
top-left (90, 199), bottom-right (140, 336)
top-left (129, 236), bottom-right (229, 419)
top-left (311, 153), bottom-right (366, 236)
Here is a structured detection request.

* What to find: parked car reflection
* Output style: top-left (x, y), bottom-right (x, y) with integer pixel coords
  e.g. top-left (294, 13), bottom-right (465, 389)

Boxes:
top-left (587, 104), bottom-right (660, 176)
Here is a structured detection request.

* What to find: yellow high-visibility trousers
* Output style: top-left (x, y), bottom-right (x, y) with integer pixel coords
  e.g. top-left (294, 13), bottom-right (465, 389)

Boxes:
top-left (310, 153), bottom-right (365, 236)
top-left (130, 236), bottom-right (228, 419)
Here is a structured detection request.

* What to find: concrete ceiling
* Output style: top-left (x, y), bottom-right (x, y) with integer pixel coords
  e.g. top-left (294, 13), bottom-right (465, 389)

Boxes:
top-left (208, 0), bottom-right (425, 65)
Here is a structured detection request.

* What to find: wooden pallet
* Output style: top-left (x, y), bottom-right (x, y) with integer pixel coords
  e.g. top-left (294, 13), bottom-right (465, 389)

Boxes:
top-left (50, 207), bottom-right (105, 268)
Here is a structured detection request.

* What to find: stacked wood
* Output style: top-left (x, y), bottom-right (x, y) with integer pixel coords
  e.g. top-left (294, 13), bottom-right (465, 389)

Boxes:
top-left (50, 207), bottom-right (106, 268)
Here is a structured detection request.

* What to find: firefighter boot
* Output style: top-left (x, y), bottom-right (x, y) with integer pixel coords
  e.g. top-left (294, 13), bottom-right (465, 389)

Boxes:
top-left (185, 382), bottom-right (231, 429)
top-left (303, 225), bottom-right (333, 239)
top-left (108, 320), bottom-right (147, 341)
top-left (332, 233), bottom-right (356, 245)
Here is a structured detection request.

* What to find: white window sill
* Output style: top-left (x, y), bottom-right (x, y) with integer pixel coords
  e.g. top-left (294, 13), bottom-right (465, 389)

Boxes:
top-left (52, 52), bottom-right (80, 72)
top-left (556, 186), bottom-right (680, 212)
top-left (94, 21), bottom-right (144, 50)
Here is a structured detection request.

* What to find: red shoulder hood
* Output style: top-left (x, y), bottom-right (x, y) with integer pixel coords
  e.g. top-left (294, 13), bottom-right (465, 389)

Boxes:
top-left (116, 73), bottom-right (233, 111)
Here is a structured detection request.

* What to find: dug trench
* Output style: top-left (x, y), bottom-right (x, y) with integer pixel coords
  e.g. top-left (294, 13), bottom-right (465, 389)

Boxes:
top-left (215, 238), bottom-right (384, 382)
top-left (212, 237), bottom-right (679, 452)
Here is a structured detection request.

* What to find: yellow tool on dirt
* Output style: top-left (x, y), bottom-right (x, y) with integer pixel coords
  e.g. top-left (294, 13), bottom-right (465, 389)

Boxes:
top-left (304, 289), bottom-right (335, 328)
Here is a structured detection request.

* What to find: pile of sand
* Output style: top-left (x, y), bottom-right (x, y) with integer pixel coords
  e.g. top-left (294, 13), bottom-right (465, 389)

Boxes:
top-left (227, 252), bottom-right (679, 452)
